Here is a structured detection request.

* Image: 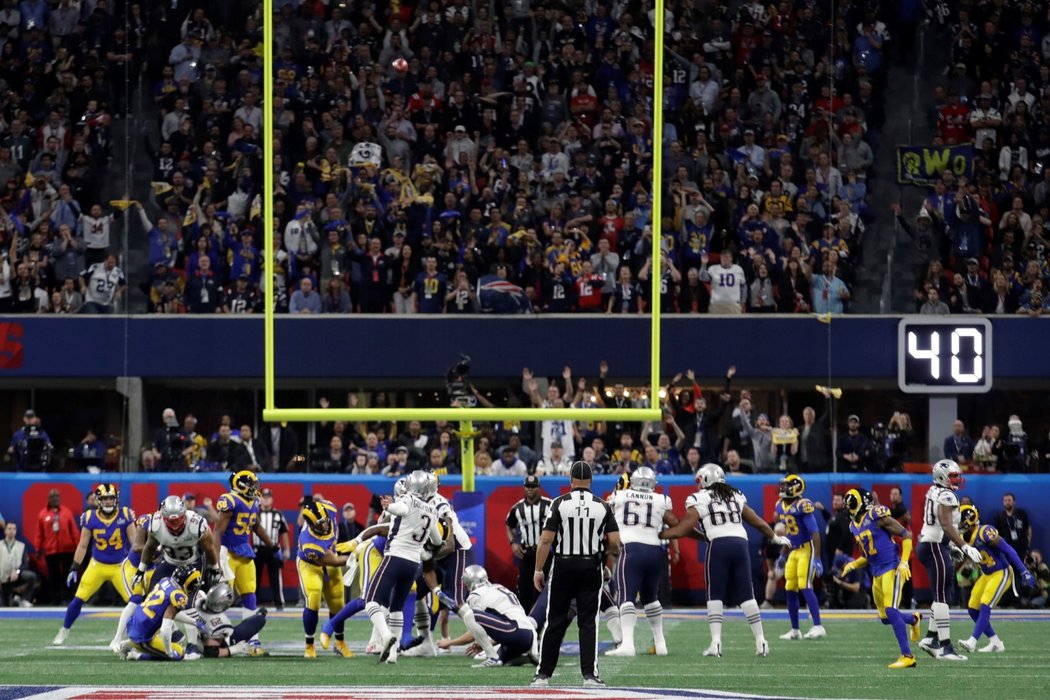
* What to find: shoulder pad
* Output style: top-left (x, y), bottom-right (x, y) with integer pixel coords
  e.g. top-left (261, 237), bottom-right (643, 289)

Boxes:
top-left (170, 589), bottom-right (189, 609)
top-left (799, 499), bottom-right (815, 514)
top-left (217, 495), bottom-right (234, 512)
top-left (872, 505), bottom-right (891, 519)
top-left (737, 492), bottom-right (748, 506)
top-left (685, 493), bottom-right (700, 509)
top-left (124, 507), bottom-right (136, 520)
top-left (981, 526), bottom-right (999, 542)
top-left (80, 511), bottom-right (90, 528)
top-left (937, 490), bottom-right (959, 507)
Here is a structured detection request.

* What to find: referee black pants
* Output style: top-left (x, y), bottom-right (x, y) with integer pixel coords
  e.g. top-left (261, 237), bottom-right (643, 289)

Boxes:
top-left (517, 548), bottom-right (551, 614)
top-left (254, 547), bottom-right (285, 609)
top-left (539, 556), bottom-right (603, 680)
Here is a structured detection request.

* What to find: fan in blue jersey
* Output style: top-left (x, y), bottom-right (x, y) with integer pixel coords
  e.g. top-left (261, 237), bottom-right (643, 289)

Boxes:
top-left (956, 505), bottom-right (1036, 654)
top-left (841, 489), bottom-right (923, 669)
top-left (773, 475), bottom-right (825, 640)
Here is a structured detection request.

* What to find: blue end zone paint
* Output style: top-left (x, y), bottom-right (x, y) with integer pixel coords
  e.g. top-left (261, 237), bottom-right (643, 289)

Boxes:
top-left (0, 689), bottom-right (59, 700)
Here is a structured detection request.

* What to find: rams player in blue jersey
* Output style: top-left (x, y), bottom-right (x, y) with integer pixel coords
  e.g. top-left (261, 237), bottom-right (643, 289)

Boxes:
top-left (298, 498), bottom-right (354, 659)
top-left (52, 484), bottom-right (136, 646)
top-left (110, 511), bottom-right (156, 652)
top-left (956, 504), bottom-right (1036, 654)
top-left (121, 565), bottom-right (201, 661)
top-left (213, 470), bottom-right (275, 656)
top-left (841, 489), bottom-right (923, 669)
top-left (773, 475), bottom-right (825, 639)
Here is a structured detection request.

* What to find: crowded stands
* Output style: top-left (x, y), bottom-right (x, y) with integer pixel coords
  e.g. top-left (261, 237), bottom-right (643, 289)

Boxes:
top-left (0, 0), bottom-right (898, 315)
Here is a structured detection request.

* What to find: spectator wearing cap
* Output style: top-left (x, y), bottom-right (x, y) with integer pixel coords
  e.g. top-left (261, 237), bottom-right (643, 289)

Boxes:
top-left (837, 414), bottom-right (872, 472)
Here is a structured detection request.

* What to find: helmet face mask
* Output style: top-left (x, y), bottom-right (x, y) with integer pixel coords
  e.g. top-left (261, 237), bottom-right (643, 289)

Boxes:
top-left (462, 564), bottom-right (490, 592)
top-left (959, 504), bottom-right (980, 534)
top-left (393, 477), bottom-right (408, 498)
top-left (96, 484), bottom-right (119, 515)
top-left (302, 501), bottom-right (332, 537)
top-left (231, 470), bottom-right (259, 499)
top-left (778, 474), bottom-right (805, 499)
top-left (160, 495), bottom-right (187, 534)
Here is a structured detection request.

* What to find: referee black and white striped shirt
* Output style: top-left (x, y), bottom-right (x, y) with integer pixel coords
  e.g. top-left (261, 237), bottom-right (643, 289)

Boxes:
top-left (253, 506), bottom-right (288, 548)
top-left (506, 495), bottom-right (552, 548)
top-left (543, 488), bottom-right (618, 558)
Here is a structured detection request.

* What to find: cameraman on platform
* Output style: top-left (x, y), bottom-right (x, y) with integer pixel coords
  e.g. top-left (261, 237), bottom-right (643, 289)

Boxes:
top-left (7, 410), bottom-right (53, 471)
top-left (152, 407), bottom-right (190, 471)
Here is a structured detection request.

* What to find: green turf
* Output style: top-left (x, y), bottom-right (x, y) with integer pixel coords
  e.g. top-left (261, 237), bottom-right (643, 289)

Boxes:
top-left (1, 612), bottom-right (1048, 699)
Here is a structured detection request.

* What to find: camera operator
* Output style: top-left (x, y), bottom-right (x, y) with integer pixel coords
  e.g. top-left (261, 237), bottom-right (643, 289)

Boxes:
top-left (7, 410), bottom-right (53, 471)
top-left (1021, 550), bottom-right (1049, 608)
top-left (152, 407), bottom-right (190, 471)
top-left (829, 553), bottom-right (870, 609)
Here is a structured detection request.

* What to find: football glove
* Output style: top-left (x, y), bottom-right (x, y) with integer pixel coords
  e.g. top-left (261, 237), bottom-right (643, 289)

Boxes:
top-left (841, 559), bottom-right (858, 575)
top-left (774, 554), bottom-right (787, 576)
top-left (335, 538), bottom-right (359, 555)
top-left (205, 566), bottom-right (223, 587)
top-left (1021, 570), bottom-right (1037, 588)
top-left (273, 549), bottom-right (283, 562)
top-left (896, 561), bottom-right (911, 582)
top-left (169, 648), bottom-right (184, 661)
top-left (813, 559), bottom-right (824, 578)
top-left (131, 569), bottom-right (145, 591)
top-left (948, 544), bottom-right (965, 564)
top-left (435, 589), bottom-right (458, 610)
top-left (962, 544), bottom-right (982, 563)
top-left (66, 570), bottom-right (78, 587)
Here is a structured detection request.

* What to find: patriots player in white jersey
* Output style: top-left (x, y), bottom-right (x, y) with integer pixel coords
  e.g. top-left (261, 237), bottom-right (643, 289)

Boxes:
top-left (363, 471), bottom-right (443, 663)
top-left (660, 465), bottom-right (790, 657)
top-left (436, 565), bottom-right (540, 668)
top-left (606, 467), bottom-right (678, 657)
top-left (132, 496), bottom-right (222, 591)
top-left (917, 459), bottom-right (981, 661)
top-left (177, 582), bottom-right (268, 658)
top-left (403, 471), bottom-right (472, 657)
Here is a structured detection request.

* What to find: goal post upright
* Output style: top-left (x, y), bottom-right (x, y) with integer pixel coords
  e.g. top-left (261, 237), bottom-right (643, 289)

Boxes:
top-left (261, 1), bottom-right (667, 448)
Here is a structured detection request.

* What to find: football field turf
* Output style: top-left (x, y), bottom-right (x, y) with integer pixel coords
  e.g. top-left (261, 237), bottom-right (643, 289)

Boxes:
top-left (1, 608), bottom-right (1048, 699)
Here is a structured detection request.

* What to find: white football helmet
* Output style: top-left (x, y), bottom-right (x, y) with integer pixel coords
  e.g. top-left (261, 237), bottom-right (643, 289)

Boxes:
top-left (696, 463), bottom-right (726, 489)
top-left (932, 459), bottom-right (963, 491)
top-left (159, 495), bottom-right (187, 534)
top-left (393, 477), bottom-right (408, 498)
top-left (630, 466), bottom-right (657, 492)
top-left (405, 470), bottom-right (431, 497)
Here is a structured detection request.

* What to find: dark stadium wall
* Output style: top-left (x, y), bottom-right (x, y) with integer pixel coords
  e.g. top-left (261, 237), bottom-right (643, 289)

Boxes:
top-left (2, 472), bottom-right (1044, 604)
top-left (0, 315), bottom-right (1047, 380)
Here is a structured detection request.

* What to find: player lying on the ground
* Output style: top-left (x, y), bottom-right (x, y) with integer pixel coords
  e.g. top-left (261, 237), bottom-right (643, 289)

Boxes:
top-left (176, 581), bottom-right (268, 658)
top-left (434, 565), bottom-right (540, 668)
top-left (956, 504), bottom-right (1036, 654)
top-left (119, 565), bottom-right (201, 661)
top-left (841, 489), bottom-right (923, 669)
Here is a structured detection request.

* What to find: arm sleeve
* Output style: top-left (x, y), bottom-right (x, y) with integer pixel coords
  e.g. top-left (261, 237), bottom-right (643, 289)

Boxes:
top-left (995, 536), bottom-right (1028, 575)
top-left (802, 513), bottom-right (819, 535)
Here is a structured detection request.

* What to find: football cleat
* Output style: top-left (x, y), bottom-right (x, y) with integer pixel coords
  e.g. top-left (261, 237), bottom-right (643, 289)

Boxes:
top-left (702, 642), bottom-right (722, 657)
top-left (248, 641), bottom-right (269, 657)
top-left (978, 639), bottom-right (1005, 653)
top-left (605, 644), bottom-right (636, 657)
top-left (401, 638), bottom-right (438, 657)
top-left (365, 642), bottom-right (380, 655)
top-left (779, 628), bottom-right (802, 641)
top-left (531, 675), bottom-right (550, 687)
top-left (918, 636), bottom-right (941, 658)
top-left (472, 657), bottom-right (503, 668)
top-left (756, 639), bottom-right (770, 657)
top-left (51, 628), bottom-right (69, 646)
top-left (938, 643), bottom-right (968, 661)
top-left (958, 637), bottom-right (977, 654)
top-left (304, 643), bottom-right (317, 659)
top-left (653, 640), bottom-right (668, 656)
top-left (888, 654), bottom-right (917, 669)
top-left (803, 625), bottom-right (826, 639)
top-left (228, 641), bottom-right (250, 656)
top-left (184, 644), bottom-right (202, 661)
top-left (319, 621), bottom-right (334, 649)
top-left (333, 640), bottom-right (354, 658)
top-left (910, 614), bottom-right (923, 642)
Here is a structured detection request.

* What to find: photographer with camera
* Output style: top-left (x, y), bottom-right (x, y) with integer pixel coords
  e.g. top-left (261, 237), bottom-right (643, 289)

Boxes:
top-left (1021, 550), bottom-right (1049, 608)
top-left (151, 408), bottom-right (191, 471)
top-left (7, 410), bottom-right (53, 471)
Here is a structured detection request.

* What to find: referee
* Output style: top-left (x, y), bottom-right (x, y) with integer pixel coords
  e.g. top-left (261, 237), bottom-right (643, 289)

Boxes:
top-left (253, 488), bottom-right (290, 610)
top-left (532, 461), bottom-right (620, 687)
top-left (505, 474), bottom-right (552, 613)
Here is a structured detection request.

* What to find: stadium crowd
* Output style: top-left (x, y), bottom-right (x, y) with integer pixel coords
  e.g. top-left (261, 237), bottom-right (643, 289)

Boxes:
top-left (901, 2), bottom-right (1050, 316)
top-left (0, 0), bottom-right (898, 315)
